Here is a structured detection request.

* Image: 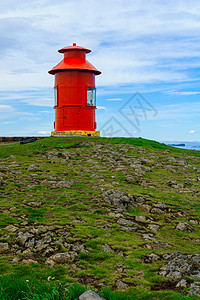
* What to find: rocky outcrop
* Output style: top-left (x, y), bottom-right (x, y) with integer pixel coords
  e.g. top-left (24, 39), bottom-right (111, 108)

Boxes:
top-left (145, 252), bottom-right (200, 296)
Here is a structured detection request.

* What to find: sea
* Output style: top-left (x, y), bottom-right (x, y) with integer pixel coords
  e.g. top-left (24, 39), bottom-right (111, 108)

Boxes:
top-left (162, 141), bottom-right (200, 151)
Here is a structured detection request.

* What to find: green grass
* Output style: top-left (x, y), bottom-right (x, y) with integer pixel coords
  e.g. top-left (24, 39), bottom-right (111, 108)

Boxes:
top-left (0, 274), bottom-right (196, 300)
top-left (0, 136), bottom-right (199, 299)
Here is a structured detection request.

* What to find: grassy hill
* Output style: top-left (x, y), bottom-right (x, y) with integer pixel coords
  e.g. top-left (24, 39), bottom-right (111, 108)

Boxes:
top-left (0, 137), bottom-right (199, 299)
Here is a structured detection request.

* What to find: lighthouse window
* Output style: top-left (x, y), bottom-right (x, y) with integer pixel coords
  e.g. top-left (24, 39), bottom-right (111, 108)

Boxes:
top-left (54, 87), bottom-right (57, 106)
top-left (87, 88), bottom-right (96, 106)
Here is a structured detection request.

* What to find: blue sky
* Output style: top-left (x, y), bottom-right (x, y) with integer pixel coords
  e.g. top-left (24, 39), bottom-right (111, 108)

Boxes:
top-left (0, 0), bottom-right (200, 141)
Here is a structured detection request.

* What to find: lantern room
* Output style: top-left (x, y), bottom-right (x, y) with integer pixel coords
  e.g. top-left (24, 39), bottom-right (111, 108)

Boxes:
top-left (48, 43), bottom-right (101, 137)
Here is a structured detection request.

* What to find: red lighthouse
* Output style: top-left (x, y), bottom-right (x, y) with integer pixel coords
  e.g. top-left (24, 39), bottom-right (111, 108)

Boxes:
top-left (49, 43), bottom-right (101, 137)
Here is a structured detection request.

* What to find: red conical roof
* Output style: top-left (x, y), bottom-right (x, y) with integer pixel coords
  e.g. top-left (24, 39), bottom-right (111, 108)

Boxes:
top-left (58, 43), bottom-right (91, 54)
top-left (48, 43), bottom-right (101, 75)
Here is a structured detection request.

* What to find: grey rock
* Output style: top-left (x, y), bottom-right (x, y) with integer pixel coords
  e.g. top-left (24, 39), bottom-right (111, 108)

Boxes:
top-left (138, 204), bottom-right (152, 212)
top-left (21, 259), bottom-right (38, 264)
top-left (5, 225), bottom-right (18, 232)
top-left (22, 249), bottom-right (32, 257)
top-left (25, 238), bottom-right (35, 249)
top-left (151, 207), bottom-right (165, 214)
top-left (162, 253), bottom-right (176, 260)
top-left (121, 226), bottom-right (138, 232)
top-left (168, 180), bottom-right (184, 189)
top-left (12, 256), bottom-right (21, 263)
top-left (117, 218), bottom-right (135, 226)
top-left (46, 252), bottom-right (77, 264)
top-left (29, 228), bottom-right (39, 235)
top-left (142, 234), bottom-right (157, 241)
top-left (27, 164), bottom-right (39, 172)
top-left (0, 243), bottom-right (9, 253)
top-left (56, 180), bottom-right (74, 188)
top-left (73, 244), bottom-right (88, 253)
top-left (26, 202), bottom-right (42, 208)
top-left (20, 221), bottom-right (29, 226)
top-left (176, 222), bottom-right (194, 232)
top-left (167, 271), bottom-right (182, 280)
top-left (35, 239), bottom-right (48, 251)
top-left (147, 224), bottom-right (160, 232)
top-left (102, 244), bottom-right (113, 253)
top-left (79, 290), bottom-right (105, 300)
top-left (135, 215), bottom-right (146, 222)
top-left (91, 173), bottom-right (104, 179)
top-left (189, 219), bottom-right (199, 225)
top-left (191, 253), bottom-right (200, 265)
top-left (43, 247), bottom-right (54, 256)
top-left (17, 232), bottom-right (33, 246)
top-left (101, 190), bottom-right (139, 210)
top-left (191, 271), bottom-right (200, 279)
top-left (115, 280), bottom-right (129, 290)
top-left (159, 255), bottom-right (198, 281)
top-left (176, 279), bottom-right (187, 288)
top-left (46, 150), bottom-right (59, 160)
top-left (144, 253), bottom-right (160, 263)
top-left (189, 281), bottom-right (200, 296)
top-left (154, 202), bottom-right (168, 209)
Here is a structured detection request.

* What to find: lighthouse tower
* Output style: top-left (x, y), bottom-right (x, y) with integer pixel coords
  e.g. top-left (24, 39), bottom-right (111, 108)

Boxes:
top-left (49, 43), bottom-right (101, 137)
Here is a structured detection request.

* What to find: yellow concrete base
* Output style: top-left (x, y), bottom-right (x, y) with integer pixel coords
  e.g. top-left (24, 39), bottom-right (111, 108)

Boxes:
top-left (51, 130), bottom-right (100, 137)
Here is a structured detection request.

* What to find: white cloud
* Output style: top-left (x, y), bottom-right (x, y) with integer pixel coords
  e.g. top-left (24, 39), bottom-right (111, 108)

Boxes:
top-left (165, 90), bottom-right (200, 95)
top-left (189, 130), bottom-right (196, 134)
top-left (0, 0), bottom-right (200, 90)
top-left (21, 98), bottom-right (53, 107)
top-left (39, 110), bottom-right (53, 113)
top-left (38, 130), bottom-right (51, 135)
top-left (19, 116), bottom-right (40, 121)
top-left (1, 121), bottom-right (16, 124)
top-left (96, 106), bottom-right (106, 110)
top-left (0, 104), bottom-right (15, 112)
top-left (106, 98), bottom-right (124, 101)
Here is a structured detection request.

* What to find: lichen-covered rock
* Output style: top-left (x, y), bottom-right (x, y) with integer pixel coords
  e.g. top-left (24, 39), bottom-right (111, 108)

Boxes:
top-left (56, 180), bottom-right (74, 188)
top-left (17, 232), bottom-right (33, 246)
top-left (21, 259), bottom-right (38, 264)
top-left (101, 190), bottom-right (143, 210)
top-left (151, 207), bottom-right (165, 214)
top-left (135, 215), bottom-right (146, 222)
top-left (176, 222), bottom-right (194, 232)
top-left (35, 239), bottom-right (48, 251)
top-left (102, 244), bottom-right (113, 253)
top-left (138, 204), bottom-right (152, 212)
top-left (5, 225), bottom-right (18, 232)
top-left (0, 243), bottom-right (9, 253)
top-left (147, 224), bottom-right (160, 232)
top-left (46, 252), bottom-right (77, 265)
top-left (121, 226), bottom-right (138, 232)
top-left (142, 234), bottom-right (157, 242)
top-left (115, 280), bottom-right (129, 290)
top-left (159, 253), bottom-right (200, 281)
top-left (189, 281), bottom-right (200, 297)
top-left (144, 253), bottom-right (160, 263)
top-left (25, 238), bottom-right (35, 249)
top-left (72, 244), bottom-right (88, 253)
top-left (176, 279), bottom-right (187, 288)
top-left (117, 218), bottom-right (135, 226)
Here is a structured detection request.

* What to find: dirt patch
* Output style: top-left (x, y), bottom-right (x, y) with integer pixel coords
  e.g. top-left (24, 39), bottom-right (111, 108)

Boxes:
top-left (0, 142), bottom-right (18, 146)
top-left (151, 280), bottom-right (180, 292)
